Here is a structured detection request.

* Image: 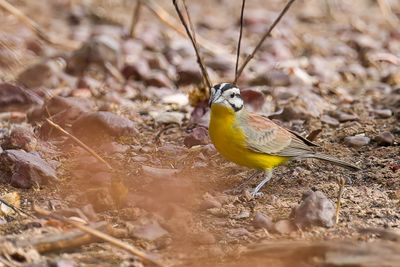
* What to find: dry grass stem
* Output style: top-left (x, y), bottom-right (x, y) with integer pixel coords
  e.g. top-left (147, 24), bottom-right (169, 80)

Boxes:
top-left (335, 177), bottom-right (346, 224)
top-left (144, 0), bottom-right (228, 56)
top-left (172, 0), bottom-right (212, 89)
top-left (234, 0), bottom-right (246, 84)
top-left (34, 206), bottom-right (164, 267)
top-left (235, 0), bottom-right (297, 80)
top-left (45, 118), bottom-right (113, 170)
top-left (130, 0), bottom-right (142, 38)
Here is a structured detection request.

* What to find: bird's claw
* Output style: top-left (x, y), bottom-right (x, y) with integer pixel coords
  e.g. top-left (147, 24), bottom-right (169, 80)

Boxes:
top-left (251, 190), bottom-right (264, 198)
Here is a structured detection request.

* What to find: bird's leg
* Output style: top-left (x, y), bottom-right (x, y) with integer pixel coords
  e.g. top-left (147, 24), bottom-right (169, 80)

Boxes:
top-left (233, 170), bottom-right (262, 193)
top-left (251, 170), bottom-right (273, 198)
top-left (335, 176), bottom-right (346, 224)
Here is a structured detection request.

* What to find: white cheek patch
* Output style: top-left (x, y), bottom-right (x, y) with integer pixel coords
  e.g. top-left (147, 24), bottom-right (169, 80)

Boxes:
top-left (229, 97), bottom-right (244, 111)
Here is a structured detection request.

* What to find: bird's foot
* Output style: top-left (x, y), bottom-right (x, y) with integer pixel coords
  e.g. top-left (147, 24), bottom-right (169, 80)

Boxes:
top-left (251, 191), bottom-right (264, 198)
top-left (245, 189), bottom-right (264, 199)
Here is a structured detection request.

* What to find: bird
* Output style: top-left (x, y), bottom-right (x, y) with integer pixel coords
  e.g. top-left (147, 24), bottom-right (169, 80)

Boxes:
top-left (208, 82), bottom-right (360, 197)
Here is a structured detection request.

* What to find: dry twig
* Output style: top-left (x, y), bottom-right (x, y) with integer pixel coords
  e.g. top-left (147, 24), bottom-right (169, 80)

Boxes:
top-left (235, 0), bottom-right (297, 81)
top-left (130, 0), bottom-right (142, 38)
top-left (0, 197), bottom-right (35, 218)
top-left (234, 0), bottom-right (246, 84)
top-left (45, 118), bottom-right (113, 170)
top-left (143, 0), bottom-right (227, 56)
top-left (34, 206), bottom-right (164, 267)
top-left (19, 221), bottom-right (109, 253)
top-left (173, 0), bottom-right (212, 89)
top-left (0, 0), bottom-right (80, 50)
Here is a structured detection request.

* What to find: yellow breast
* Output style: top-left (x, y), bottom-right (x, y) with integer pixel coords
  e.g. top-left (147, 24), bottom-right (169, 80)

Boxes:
top-left (209, 104), bottom-right (288, 170)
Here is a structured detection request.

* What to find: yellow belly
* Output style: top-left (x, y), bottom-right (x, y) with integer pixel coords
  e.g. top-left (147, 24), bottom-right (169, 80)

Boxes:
top-left (209, 105), bottom-right (288, 170)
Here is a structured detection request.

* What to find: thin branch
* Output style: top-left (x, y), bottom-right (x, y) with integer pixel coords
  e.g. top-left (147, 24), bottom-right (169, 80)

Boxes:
top-left (182, 0), bottom-right (197, 44)
top-left (172, 0), bottom-right (212, 89)
top-left (181, 0), bottom-right (212, 89)
top-left (234, 0), bottom-right (246, 84)
top-left (45, 118), bottom-right (113, 170)
top-left (0, 197), bottom-right (35, 218)
top-left (69, 220), bottom-right (164, 266)
top-left (130, 0), bottom-right (142, 38)
top-left (143, 0), bottom-right (228, 56)
top-left (22, 222), bottom-right (109, 253)
top-left (235, 0), bottom-right (297, 81)
top-left (33, 206), bottom-right (165, 267)
top-left (0, 0), bottom-right (80, 50)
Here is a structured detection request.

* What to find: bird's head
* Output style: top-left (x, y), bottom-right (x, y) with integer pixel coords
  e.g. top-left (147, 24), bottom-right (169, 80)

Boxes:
top-left (209, 83), bottom-right (244, 112)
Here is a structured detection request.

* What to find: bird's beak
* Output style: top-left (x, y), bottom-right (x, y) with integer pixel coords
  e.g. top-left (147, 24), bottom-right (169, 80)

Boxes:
top-left (208, 89), bottom-right (220, 107)
top-left (208, 95), bottom-right (214, 107)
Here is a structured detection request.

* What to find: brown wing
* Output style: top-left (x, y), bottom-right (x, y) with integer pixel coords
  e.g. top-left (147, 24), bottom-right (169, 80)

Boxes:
top-left (237, 111), bottom-right (314, 157)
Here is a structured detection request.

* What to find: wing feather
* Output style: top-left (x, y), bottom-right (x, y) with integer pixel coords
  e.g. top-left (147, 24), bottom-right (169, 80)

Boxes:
top-left (237, 111), bottom-right (314, 157)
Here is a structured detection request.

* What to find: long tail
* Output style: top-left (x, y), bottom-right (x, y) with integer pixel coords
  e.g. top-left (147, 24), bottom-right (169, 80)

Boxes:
top-left (304, 153), bottom-right (360, 171)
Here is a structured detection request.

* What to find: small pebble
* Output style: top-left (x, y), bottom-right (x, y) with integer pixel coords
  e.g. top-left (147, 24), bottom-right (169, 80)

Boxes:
top-left (274, 220), bottom-right (295, 234)
top-left (253, 211), bottom-right (274, 230)
top-left (227, 228), bottom-right (251, 237)
top-left (232, 210), bottom-right (251, 220)
top-left (200, 193), bottom-right (222, 210)
top-left (184, 127), bottom-right (209, 148)
top-left (373, 109), bottom-right (392, 119)
top-left (292, 190), bottom-right (335, 228)
top-left (344, 135), bottom-right (370, 147)
top-left (320, 114), bottom-right (339, 126)
top-left (375, 131), bottom-right (394, 146)
top-left (131, 155), bottom-right (148, 162)
top-left (334, 111), bottom-right (359, 122)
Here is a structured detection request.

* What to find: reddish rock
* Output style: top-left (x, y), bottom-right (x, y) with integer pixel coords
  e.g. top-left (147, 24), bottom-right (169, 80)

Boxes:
top-left (71, 111), bottom-right (137, 140)
top-left (253, 211), bottom-right (274, 230)
top-left (176, 59), bottom-right (203, 85)
top-left (0, 149), bottom-right (57, 188)
top-left (375, 132), bottom-right (394, 146)
top-left (2, 125), bottom-right (37, 151)
top-left (0, 83), bottom-right (35, 109)
top-left (66, 35), bottom-right (122, 75)
top-left (145, 71), bottom-right (173, 88)
top-left (121, 59), bottom-right (150, 81)
top-left (184, 127), bottom-right (209, 148)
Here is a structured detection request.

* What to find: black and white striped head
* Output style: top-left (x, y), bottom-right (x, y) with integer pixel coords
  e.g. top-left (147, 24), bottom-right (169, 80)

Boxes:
top-left (209, 83), bottom-right (244, 112)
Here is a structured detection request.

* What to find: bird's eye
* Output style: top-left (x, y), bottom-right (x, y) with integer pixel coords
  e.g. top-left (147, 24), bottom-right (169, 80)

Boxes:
top-left (230, 93), bottom-right (235, 98)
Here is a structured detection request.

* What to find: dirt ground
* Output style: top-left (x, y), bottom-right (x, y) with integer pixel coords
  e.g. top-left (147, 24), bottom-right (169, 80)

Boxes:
top-left (0, 0), bottom-right (399, 266)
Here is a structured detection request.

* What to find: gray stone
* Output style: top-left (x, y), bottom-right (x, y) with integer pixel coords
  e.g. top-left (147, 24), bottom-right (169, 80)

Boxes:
top-left (292, 190), bottom-right (335, 228)
top-left (344, 136), bottom-right (370, 147)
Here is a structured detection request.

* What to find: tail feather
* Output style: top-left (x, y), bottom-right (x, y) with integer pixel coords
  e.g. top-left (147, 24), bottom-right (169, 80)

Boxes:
top-left (305, 153), bottom-right (360, 171)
